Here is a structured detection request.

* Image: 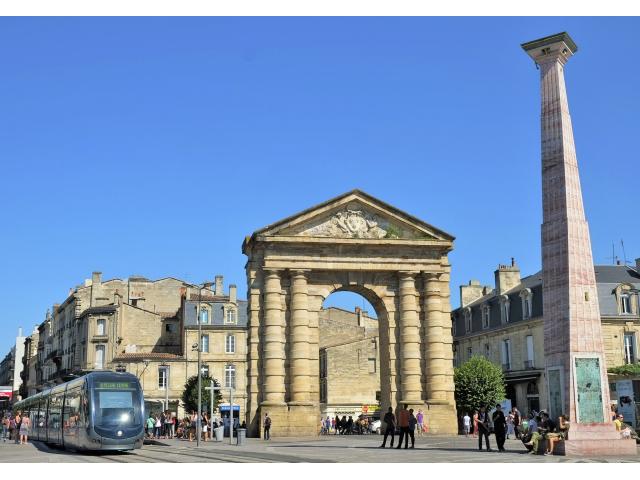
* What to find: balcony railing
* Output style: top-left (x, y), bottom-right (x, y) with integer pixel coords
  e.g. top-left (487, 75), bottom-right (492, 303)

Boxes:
top-left (524, 360), bottom-right (535, 369)
top-left (502, 363), bottom-right (511, 371)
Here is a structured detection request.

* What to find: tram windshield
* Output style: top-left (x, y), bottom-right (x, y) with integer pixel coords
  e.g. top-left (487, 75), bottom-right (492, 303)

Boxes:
top-left (93, 382), bottom-right (142, 427)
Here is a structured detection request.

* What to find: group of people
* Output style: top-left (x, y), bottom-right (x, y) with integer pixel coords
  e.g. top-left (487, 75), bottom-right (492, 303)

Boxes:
top-left (145, 410), bottom-right (176, 439)
top-left (379, 405), bottom-right (420, 449)
top-left (1, 411), bottom-right (31, 445)
top-left (461, 405), bottom-right (569, 455)
top-left (319, 415), bottom-right (374, 435)
top-left (165, 411), bottom-right (245, 442)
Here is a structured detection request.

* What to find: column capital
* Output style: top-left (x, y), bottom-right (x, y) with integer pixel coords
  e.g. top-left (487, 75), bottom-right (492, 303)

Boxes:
top-left (289, 268), bottom-right (311, 278)
top-left (421, 271), bottom-right (442, 281)
top-left (398, 270), bottom-right (419, 280)
top-left (522, 32), bottom-right (577, 66)
top-left (263, 268), bottom-right (283, 277)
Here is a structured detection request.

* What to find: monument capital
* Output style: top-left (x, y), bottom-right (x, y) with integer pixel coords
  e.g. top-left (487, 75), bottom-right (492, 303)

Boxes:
top-left (522, 32), bottom-right (577, 65)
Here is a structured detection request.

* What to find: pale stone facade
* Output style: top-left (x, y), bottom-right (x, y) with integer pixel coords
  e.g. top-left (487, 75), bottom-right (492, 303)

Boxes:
top-left (243, 190), bottom-right (458, 437)
top-left (319, 307), bottom-right (380, 419)
top-left (453, 262), bottom-right (640, 418)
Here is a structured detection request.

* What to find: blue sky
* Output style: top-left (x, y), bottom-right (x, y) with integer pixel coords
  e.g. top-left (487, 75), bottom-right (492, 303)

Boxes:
top-left (1, 17), bottom-right (638, 355)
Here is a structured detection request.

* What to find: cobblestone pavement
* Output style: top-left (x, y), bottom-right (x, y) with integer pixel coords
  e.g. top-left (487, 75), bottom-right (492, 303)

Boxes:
top-left (1, 434), bottom-right (639, 463)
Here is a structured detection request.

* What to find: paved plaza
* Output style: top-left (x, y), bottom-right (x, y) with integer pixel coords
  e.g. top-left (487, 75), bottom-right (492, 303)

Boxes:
top-left (1, 434), bottom-right (638, 463)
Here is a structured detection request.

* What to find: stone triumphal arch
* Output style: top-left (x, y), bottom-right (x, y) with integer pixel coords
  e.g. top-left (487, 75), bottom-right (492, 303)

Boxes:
top-left (242, 190), bottom-right (457, 437)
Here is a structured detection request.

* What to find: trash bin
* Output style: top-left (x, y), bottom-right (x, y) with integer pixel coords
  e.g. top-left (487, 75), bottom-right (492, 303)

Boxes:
top-left (236, 428), bottom-right (247, 446)
top-left (213, 426), bottom-right (224, 442)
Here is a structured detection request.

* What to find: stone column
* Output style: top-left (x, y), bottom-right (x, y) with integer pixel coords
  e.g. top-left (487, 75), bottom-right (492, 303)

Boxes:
top-left (423, 272), bottom-right (446, 403)
top-left (262, 269), bottom-right (286, 404)
top-left (399, 271), bottom-right (422, 403)
top-left (289, 269), bottom-right (312, 403)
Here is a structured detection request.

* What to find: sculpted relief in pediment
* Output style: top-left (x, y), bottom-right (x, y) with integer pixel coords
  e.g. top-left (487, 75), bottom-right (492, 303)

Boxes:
top-left (282, 203), bottom-right (432, 240)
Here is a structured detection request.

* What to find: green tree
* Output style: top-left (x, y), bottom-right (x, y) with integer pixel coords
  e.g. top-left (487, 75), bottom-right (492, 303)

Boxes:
top-left (608, 364), bottom-right (640, 377)
top-left (181, 374), bottom-right (223, 414)
top-left (454, 356), bottom-right (506, 416)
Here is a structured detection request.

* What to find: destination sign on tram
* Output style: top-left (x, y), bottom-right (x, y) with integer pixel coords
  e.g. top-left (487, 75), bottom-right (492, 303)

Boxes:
top-left (96, 382), bottom-right (135, 389)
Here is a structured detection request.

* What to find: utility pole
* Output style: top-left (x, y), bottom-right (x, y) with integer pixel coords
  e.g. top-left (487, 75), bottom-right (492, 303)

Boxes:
top-left (196, 288), bottom-right (202, 448)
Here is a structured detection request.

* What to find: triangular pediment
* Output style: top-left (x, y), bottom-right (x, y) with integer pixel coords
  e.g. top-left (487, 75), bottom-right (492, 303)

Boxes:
top-left (252, 190), bottom-right (454, 241)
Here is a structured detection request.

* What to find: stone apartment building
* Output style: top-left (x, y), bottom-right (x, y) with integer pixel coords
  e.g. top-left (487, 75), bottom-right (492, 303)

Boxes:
top-left (452, 259), bottom-right (640, 416)
top-left (319, 307), bottom-right (380, 419)
top-left (21, 272), bottom-right (247, 419)
top-left (19, 327), bottom-right (40, 398)
top-left (0, 328), bottom-right (26, 400)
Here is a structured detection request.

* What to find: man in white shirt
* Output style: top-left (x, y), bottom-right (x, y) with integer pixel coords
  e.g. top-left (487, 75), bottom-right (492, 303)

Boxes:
top-left (463, 413), bottom-right (471, 437)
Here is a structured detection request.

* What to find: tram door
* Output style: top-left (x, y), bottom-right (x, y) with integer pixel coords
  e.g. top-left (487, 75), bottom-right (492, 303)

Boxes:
top-left (47, 391), bottom-right (64, 444)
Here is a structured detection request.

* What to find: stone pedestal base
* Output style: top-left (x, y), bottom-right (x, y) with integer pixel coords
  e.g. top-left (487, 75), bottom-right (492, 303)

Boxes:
top-left (555, 423), bottom-right (637, 456)
top-left (259, 403), bottom-right (318, 438)
top-left (420, 402), bottom-right (458, 435)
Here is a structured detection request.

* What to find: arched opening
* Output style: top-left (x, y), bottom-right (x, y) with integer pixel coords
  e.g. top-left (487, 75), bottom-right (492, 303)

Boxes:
top-left (319, 290), bottom-right (383, 434)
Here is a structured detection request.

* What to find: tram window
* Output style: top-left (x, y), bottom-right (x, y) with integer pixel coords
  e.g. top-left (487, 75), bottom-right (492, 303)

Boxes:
top-left (64, 389), bottom-right (81, 430)
top-left (37, 399), bottom-right (46, 428)
top-left (49, 394), bottom-right (63, 430)
top-left (94, 388), bottom-right (141, 427)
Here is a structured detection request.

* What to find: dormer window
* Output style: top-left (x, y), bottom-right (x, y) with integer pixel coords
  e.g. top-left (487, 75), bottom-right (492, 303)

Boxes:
top-left (464, 307), bottom-right (472, 333)
top-left (225, 307), bottom-right (237, 325)
top-left (520, 289), bottom-right (533, 320)
top-left (615, 284), bottom-right (637, 315)
top-left (481, 305), bottom-right (490, 329)
top-left (621, 293), bottom-right (631, 314)
top-left (199, 306), bottom-right (210, 324)
top-left (500, 295), bottom-right (510, 324)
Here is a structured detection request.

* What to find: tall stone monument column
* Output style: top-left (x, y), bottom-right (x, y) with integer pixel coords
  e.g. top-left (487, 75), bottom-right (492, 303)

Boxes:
top-left (522, 32), bottom-right (635, 456)
top-left (398, 271), bottom-right (422, 404)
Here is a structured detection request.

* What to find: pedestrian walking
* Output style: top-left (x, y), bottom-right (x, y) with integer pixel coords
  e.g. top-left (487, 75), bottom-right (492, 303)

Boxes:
top-left (14, 411), bottom-right (22, 444)
top-left (492, 404), bottom-right (506, 451)
top-left (19, 414), bottom-right (30, 445)
top-left (146, 414), bottom-right (154, 438)
top-left (263, 413), bottom-right (271, 440)
top-left (477, 406), bottom-right (492, 451)
top-left (1, 415), bottom-right (9, 442)
top-left (506, 412), bottom-right (514, 439)
top-left (332, 417), bottom-right (336, 434)
top-left (325, 416), bottom-right (331, 435)
top-left (379, 406), bottom-right (396, 448)
top-left (154, 414), bottom-right (161, 439)
top-left (9, 415), bottom-right (16, 442)
top-left (416, 409), bottom-right (424, 436)
top-left (512, 407), bottom-right (521, 439)
top-left (395, 404), bottom-right (410, 450)
top-left (407, 409), bottom-right (417, 448)
top-left (463, 412), bottom-right (471, 437)
top-left (472, 410), bottom-right (479, 438)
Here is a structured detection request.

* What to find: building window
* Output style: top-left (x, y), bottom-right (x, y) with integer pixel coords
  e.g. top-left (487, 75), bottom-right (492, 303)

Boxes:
top-left (621, 293), bottom-right (631, 314)
top-left (500, 295), bottom-right (510, 324)
top-left (320, 351), bottom-right (327, 379)
top-left (368, 357), bottom-right (376, 373)
top-left (225, 364), bottom-right (236, 389)
top-left (464, 308), bottom-right (472, 333)
top-left (467, 346), bottom-right (473, 360)
top-left (96, 319), bottom-right (106, 336)
top-left (201, 364), bottom-right (209, 377)
top-left (525, 335), bottom-right (535, 369)
top-left (200, 307), bottom-right (210, 324)
top-left (320, 379), bottom-right (327, 403)
top-left (225, 334), bottom-right (236, 354)
top-left (225, 308), bottom-right (237, 325)
top-left (452, 316), bottom-right (457, 336)
top-left (501, 339), bottom-right (511, 371)
top-left (165, 322), bottom-right (177, 334)
top-left (201, 334), bottom-right (209, 353)
top-left (158, 367), bottom-right (168, 390)
top-left (624, 333), bottom-right (636, 364)
top-left (453, 346), bottom-right (459, 367)
top-left (520, 289), bottom-right (533, 320)
top-left (95, 345), bottom-right (105, 369)
top-left (484, 343), bottom-right (490, 359)
top-left (482, 305), bottom-right (490, 329)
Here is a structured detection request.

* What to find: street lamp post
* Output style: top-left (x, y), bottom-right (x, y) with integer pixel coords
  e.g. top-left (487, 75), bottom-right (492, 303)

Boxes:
top-left (228, 386), bottom-right (235, 445)
top-left (206, 380), bottom-right (221, 440)
top-left (160, 363), bottom-right (170, 412)
top-left (196, 288), bottom-right (202, 448)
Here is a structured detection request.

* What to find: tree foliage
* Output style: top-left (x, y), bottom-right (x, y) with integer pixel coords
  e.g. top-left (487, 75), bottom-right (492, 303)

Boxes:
top-left (454, 356), bottom-right (506, 416)
top-left (608, 363), bottom-right (640, 377)
top-left (181, 374), bottom-right (223, 414)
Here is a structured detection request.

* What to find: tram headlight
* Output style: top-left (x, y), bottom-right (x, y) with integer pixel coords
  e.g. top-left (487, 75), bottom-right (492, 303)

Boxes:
top-left (120, 413), bottom-right (130, 422)
top-left (117, 430), bottom-right (123, 437)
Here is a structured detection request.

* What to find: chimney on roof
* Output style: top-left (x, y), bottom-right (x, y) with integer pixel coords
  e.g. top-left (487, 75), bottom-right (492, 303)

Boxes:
top-left (92, 271), bottom-right (102, 285)
top-left (460, 280), bottom-right (484, 308)
top-left (229, 284), bottom-right (237, 303)
top-left (616, 259), bottom-right (621, 266)
top-left (495, 258), bottom-right (521, 294)
top-left (215, 275), bottom-right (223, 296)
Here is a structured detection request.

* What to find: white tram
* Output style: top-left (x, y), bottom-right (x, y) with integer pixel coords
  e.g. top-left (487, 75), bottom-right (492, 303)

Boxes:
top-left (14, 371), bottom-right (145, 451)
